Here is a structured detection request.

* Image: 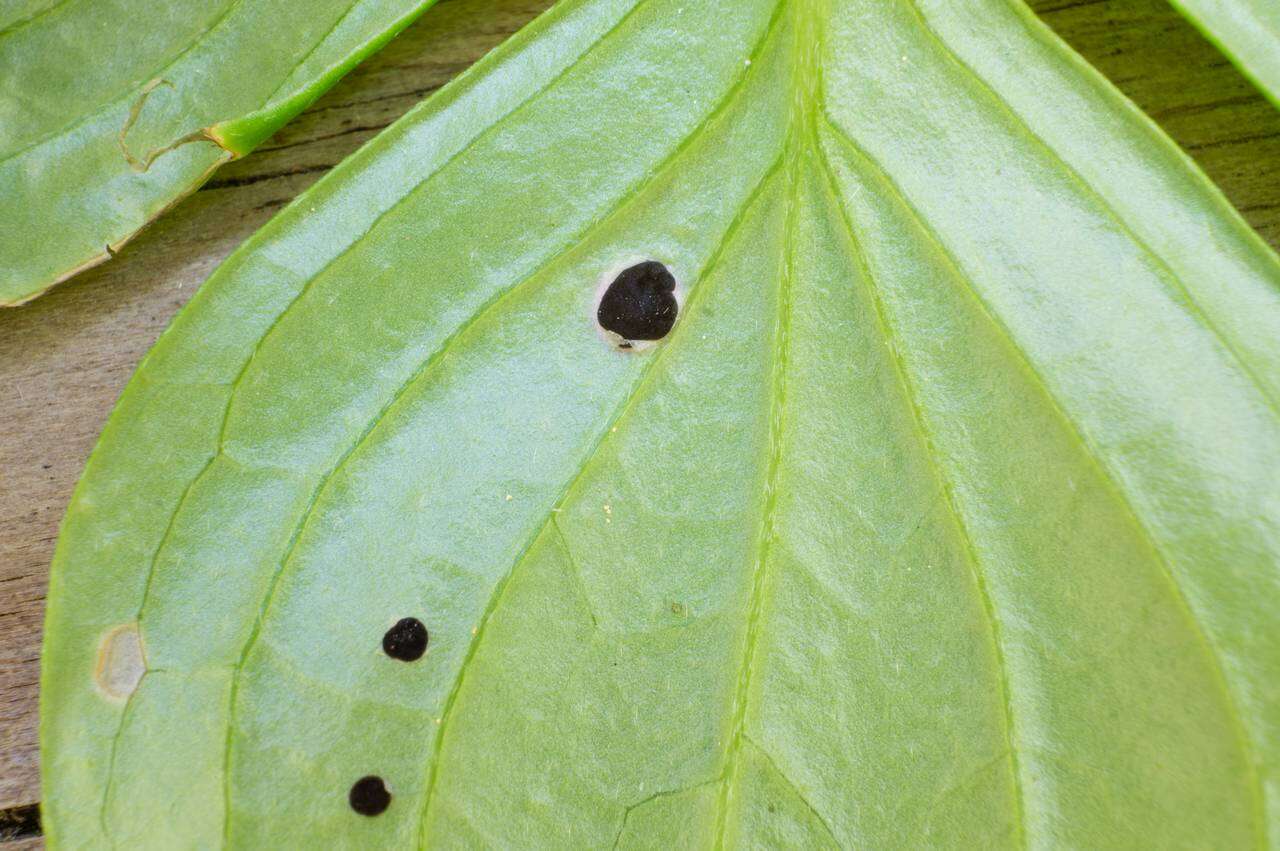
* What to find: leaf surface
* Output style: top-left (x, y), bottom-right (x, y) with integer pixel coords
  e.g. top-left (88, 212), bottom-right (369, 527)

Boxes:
top-left (41, 0), bottom-right (1280, 847)
top-left (0, 0), bottom-right (441, 305)
top-left (1168, 0), bottom-right (1280, 108)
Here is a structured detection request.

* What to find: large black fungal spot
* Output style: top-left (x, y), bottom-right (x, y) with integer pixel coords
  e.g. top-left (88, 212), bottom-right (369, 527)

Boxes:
top-left (349, 775), bottom-right (391, 816)
top-left (382, 617), bottom-right (428, 661)
top-left (597, 260), bottom-right (679, 347)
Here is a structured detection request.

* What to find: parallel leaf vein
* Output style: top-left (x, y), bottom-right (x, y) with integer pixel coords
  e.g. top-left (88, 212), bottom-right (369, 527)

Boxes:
top-left (814, 133), bottom-right (1028, 849)
top-left (0, 0), bottom-right (247, 166)
top-left (416, 158), bottom-right (785, 845)
top-left (0, 0), bottom-right (77, 39)
top-left (92, 0), bottom-right (649, 841)
top-left (904, 0), bottom-right (1280, 421)
top-left (710, 135), bottom-right (796, 851)
top-left (254, 0), bottom-right (366, 108)
top-left (219, 7), bottom-right (784, 840)
top-left (822, 110), bottom-right (1264, 847)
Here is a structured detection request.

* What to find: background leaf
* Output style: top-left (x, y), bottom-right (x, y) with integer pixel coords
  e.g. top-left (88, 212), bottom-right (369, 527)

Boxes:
top-left (0, 0), bottom-right (441, 306)
top-left (41, 0), bottom-right (1280, 846)
top-left (1168, 0), bottom-right (1280, 108)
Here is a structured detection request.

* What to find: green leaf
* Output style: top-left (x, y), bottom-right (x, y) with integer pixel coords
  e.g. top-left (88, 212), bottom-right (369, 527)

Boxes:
top-left (1168, 0), bottom-right (1280, 109)
top-left (0, 0), bottom-right (440, 306)
top-left (41, 0), bottom-right (1280, 846)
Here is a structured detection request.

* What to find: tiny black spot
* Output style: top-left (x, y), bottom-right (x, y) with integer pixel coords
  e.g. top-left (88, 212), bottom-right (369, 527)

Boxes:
top-left (349, 775), bottom-right (391, 816)
top-left (597, 261), bottom-right (678, 345)
top-left (382, 617), bottom-right (428, 661)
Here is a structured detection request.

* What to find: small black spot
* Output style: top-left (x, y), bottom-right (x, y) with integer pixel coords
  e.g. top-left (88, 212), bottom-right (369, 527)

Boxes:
top-left (597, 261), bottom-right (678, 345)
top-left (382, 617), bottom-right (428, 661)
top-left (349, 775), bottom-right (391, 816)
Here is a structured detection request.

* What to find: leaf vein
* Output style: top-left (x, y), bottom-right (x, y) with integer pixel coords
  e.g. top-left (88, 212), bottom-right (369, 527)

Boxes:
top-left (415, 156), bottom-right (786, 846)
top-left (743, 734), bottom-right (840, 847)
top-left (711, 138), bottom-right (797, 851)
top-left (0, 0), bottom-right (248, 167)
top-left (822, 111), bottom-right (1265, 847)
top-left (256, 0), bottom-right (366, 107)
top-left (94, 11), bottom-right (657, 793)
top-left (217, 9), bottom-right (785, 836)
top-left (814, 130), bottom-right (1029, 849)
top-left (903, 0), bottom-right (1280, 420)
top-left (0, 0), bottom-right (76, 39)
top-left (205, 0), bottom-right (653, 451)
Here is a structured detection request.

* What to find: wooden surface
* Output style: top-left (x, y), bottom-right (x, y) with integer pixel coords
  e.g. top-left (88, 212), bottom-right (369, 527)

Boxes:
top-left (1, 0), bottom-right (1278, 841)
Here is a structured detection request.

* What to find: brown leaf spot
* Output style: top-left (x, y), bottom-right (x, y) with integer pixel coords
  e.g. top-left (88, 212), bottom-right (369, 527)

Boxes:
top-left (94, 623), bottom-right (146, 702)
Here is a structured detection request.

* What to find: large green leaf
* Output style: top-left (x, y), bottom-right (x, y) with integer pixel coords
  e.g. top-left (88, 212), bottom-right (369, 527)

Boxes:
top-left (0, 0), bottom-right (440, 306)
top-left (1169, 0), bottom-right (1280, 109)
top-left (41, 0), bottom-right (1280, 846)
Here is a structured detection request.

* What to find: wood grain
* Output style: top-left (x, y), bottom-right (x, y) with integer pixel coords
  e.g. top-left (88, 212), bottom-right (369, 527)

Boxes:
top-left (1, 0), bottom-right (1277, 837)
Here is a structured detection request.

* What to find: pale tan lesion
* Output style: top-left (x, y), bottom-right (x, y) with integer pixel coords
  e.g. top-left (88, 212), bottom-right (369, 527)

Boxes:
top-left (94, 623), bottom-right (146, 702)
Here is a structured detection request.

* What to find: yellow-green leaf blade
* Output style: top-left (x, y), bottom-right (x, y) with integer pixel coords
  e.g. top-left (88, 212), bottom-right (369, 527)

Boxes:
top-left (1168, 0), bottom-right (1280, 109)
top-left (41, 0), bottom-right (1280, 847)
top-left (0, 0), bottom-right (441, 306)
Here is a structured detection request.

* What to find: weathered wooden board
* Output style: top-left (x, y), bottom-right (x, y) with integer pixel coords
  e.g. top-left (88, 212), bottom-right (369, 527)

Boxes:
top-left (0, 0), bottom-right (1277, 841)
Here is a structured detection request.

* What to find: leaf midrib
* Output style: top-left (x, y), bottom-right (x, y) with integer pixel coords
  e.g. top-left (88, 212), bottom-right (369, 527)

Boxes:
top-left (91, 0), bottom-right (1272, 845)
